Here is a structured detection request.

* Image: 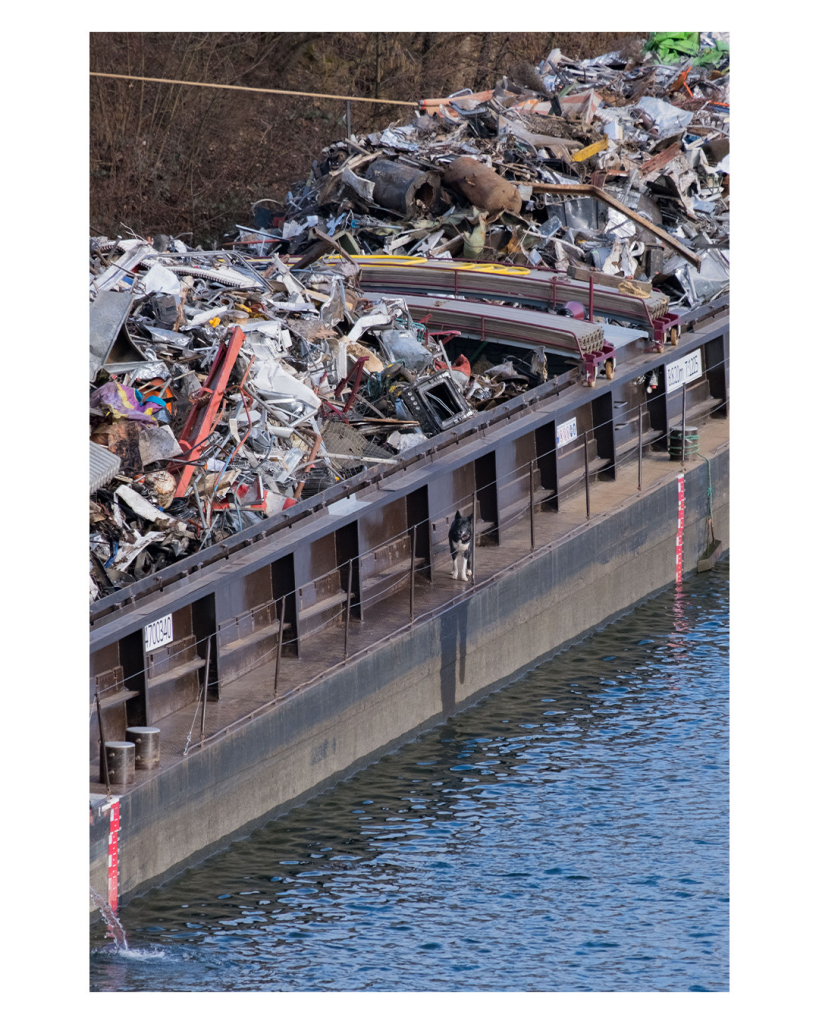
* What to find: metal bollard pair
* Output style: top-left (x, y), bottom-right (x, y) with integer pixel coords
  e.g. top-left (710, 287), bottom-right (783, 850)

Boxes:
top-left (99, 727), bottom-right (160, 785)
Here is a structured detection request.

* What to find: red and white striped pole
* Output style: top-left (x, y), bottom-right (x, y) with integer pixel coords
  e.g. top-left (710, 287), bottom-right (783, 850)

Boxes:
top-left (675, 473), bottom-right (685, 584)
top-left (107, 798), bottom-right (120, 914)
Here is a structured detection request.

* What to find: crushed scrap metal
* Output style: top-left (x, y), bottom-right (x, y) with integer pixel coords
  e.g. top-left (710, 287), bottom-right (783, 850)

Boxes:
top-left (90, 33), bottom-right (728, 601)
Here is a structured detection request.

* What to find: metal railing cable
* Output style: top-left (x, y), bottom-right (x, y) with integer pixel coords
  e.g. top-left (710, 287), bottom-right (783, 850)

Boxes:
top-left (203, 428), bottom-right (729, 744)
top-left (92, 387), bottom-right (729, 698)
top-left (97, 414), bottom-right (728, 741)
top-left (92, 358), bottom-right (729, 705)
top-left (90, 340), bottom-right (729, 621)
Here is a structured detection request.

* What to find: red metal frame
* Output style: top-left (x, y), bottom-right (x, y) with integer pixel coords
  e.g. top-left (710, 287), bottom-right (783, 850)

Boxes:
top-left (211, 476), bottom-right (267, 512)
top-left (651, 312), bottom-right (681, 351)
top-left (426, 330), bottom-right (462, 347)
top-left (582, 340), bottom-right (617, 386)
top-left (171, 325), bottom-right (246, 499)
top-left (334, 354), bottom-right (369, 415)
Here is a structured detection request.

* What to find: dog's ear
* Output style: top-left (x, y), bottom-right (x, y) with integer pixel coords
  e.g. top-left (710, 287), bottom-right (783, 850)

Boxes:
top-left (455, 510), bottom-right (461, 519)
top-left (467, 513), bottom-right (474, 522)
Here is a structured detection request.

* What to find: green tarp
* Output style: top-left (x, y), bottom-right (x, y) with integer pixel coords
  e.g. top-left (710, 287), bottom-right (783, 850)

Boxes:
top-left (644, 32), bottom-right (729, 68)
top-left (645, 32), bottom-right (701, 63)
top-left (693, 42), bottom-right (729, 67)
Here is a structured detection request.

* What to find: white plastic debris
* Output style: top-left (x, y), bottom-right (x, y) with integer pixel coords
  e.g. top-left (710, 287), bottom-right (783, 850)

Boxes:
top-left (387, 431), bottom-right (427, 452)
top-left (252, 359), bottom-right (322, 411)
top-left (636, 96), bottom-right (695, 136)
top-left (139, 262), bottom-right (182, 295)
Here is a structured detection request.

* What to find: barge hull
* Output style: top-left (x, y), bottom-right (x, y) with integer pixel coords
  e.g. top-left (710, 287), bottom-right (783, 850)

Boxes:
top-left (91, 445), bottom-right (728, 906)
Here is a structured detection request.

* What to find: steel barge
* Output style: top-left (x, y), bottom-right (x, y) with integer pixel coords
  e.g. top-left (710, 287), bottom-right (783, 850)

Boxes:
top-left (90, 261), bottom-right (729, 911)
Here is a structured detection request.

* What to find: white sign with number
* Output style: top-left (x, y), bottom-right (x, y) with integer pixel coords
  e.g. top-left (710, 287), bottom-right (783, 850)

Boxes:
top-left (666, 349), bottom-right (703, 394)
top-left (144, 614), bottom-right (173, 653)
top-left (556, 417), bottom-right (578, 449)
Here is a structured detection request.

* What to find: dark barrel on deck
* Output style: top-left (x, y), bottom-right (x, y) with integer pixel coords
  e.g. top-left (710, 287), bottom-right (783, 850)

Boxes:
top-left (125, 726), bottom-right (161, 770)
top-left (101, 741), bottom-right (135, 785)
top-left (669, 427), bottom-right (699, 461)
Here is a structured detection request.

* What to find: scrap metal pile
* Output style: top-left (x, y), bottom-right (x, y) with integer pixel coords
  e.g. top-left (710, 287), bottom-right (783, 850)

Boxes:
top-left (88, 241), bottom-right (495, 600)
top-left (242, 31), bottom-right (728, 306)
top-left (89, 33), bottom-right (729, 601)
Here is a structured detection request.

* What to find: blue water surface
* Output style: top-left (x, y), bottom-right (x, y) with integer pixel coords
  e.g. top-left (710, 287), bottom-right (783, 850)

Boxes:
top-left (90, 560), bottom-right (729, 992)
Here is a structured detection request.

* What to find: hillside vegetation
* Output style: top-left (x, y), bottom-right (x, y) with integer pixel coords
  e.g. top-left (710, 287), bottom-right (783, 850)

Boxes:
top-left (90, 32), bottom-right (645, 245)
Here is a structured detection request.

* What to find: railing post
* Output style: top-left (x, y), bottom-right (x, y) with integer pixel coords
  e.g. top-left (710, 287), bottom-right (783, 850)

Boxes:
top-left (529, 458), bottom-right (535, 550)
top-left (274, 597), bottom-right (284, 695)
top-left (471, 491), bottom-right (477, 586)
top-left (95, 692), bottom-right (111, 800)
top-left (428, 516), bottom-right (434, 587)
top-left (410, 525), bottom-right (417, 623)
top-left (638, 400), bottom-right (643, 492)
top-left (199, 636), bottom-right (211, 745)
top-left (681, 382), bottom-right (687, 468)
top-left (344, 559), bottom-right (353, 660)
top-left (584, 432), bottom-right (591, 519)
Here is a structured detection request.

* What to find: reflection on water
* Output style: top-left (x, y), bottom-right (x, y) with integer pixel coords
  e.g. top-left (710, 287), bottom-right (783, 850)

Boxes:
top-left (91, 560), bottom-right (729, 992)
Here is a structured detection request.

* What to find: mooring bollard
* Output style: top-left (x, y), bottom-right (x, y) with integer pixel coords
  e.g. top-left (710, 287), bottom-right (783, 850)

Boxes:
top-left (125, 726), bottom-right (160, 770)
top-left (102, 741), bottom-right (135, 786)
top-left (669, 427), bottom-right (699, 463)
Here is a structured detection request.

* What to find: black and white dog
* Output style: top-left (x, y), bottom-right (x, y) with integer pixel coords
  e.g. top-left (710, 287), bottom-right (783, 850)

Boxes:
top-left (449, 511), bottom-right (474, 581)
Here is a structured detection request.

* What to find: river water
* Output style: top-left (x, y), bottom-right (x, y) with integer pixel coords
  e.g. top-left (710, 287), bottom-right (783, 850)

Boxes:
top-left (90, 559), bottom-right (729, 992)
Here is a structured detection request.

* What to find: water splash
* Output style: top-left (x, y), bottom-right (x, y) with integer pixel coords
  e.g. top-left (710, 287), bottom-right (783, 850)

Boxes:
top-left (89, 886), bottom-right (128, 951)
top-left (117, 948), bottom-right (166, 960)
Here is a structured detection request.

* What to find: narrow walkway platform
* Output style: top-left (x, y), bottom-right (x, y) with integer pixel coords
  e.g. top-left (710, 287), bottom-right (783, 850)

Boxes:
top-left (91, 411), bottom-right (728, 795)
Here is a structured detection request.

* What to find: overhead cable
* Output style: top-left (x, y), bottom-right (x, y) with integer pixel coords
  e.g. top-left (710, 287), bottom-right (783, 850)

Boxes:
top-left (90, 72), bottom-right (418, 107)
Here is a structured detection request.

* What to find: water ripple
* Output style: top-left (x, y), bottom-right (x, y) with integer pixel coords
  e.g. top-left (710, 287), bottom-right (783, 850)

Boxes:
top-left (91, 561), bottom-right (728, 992)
